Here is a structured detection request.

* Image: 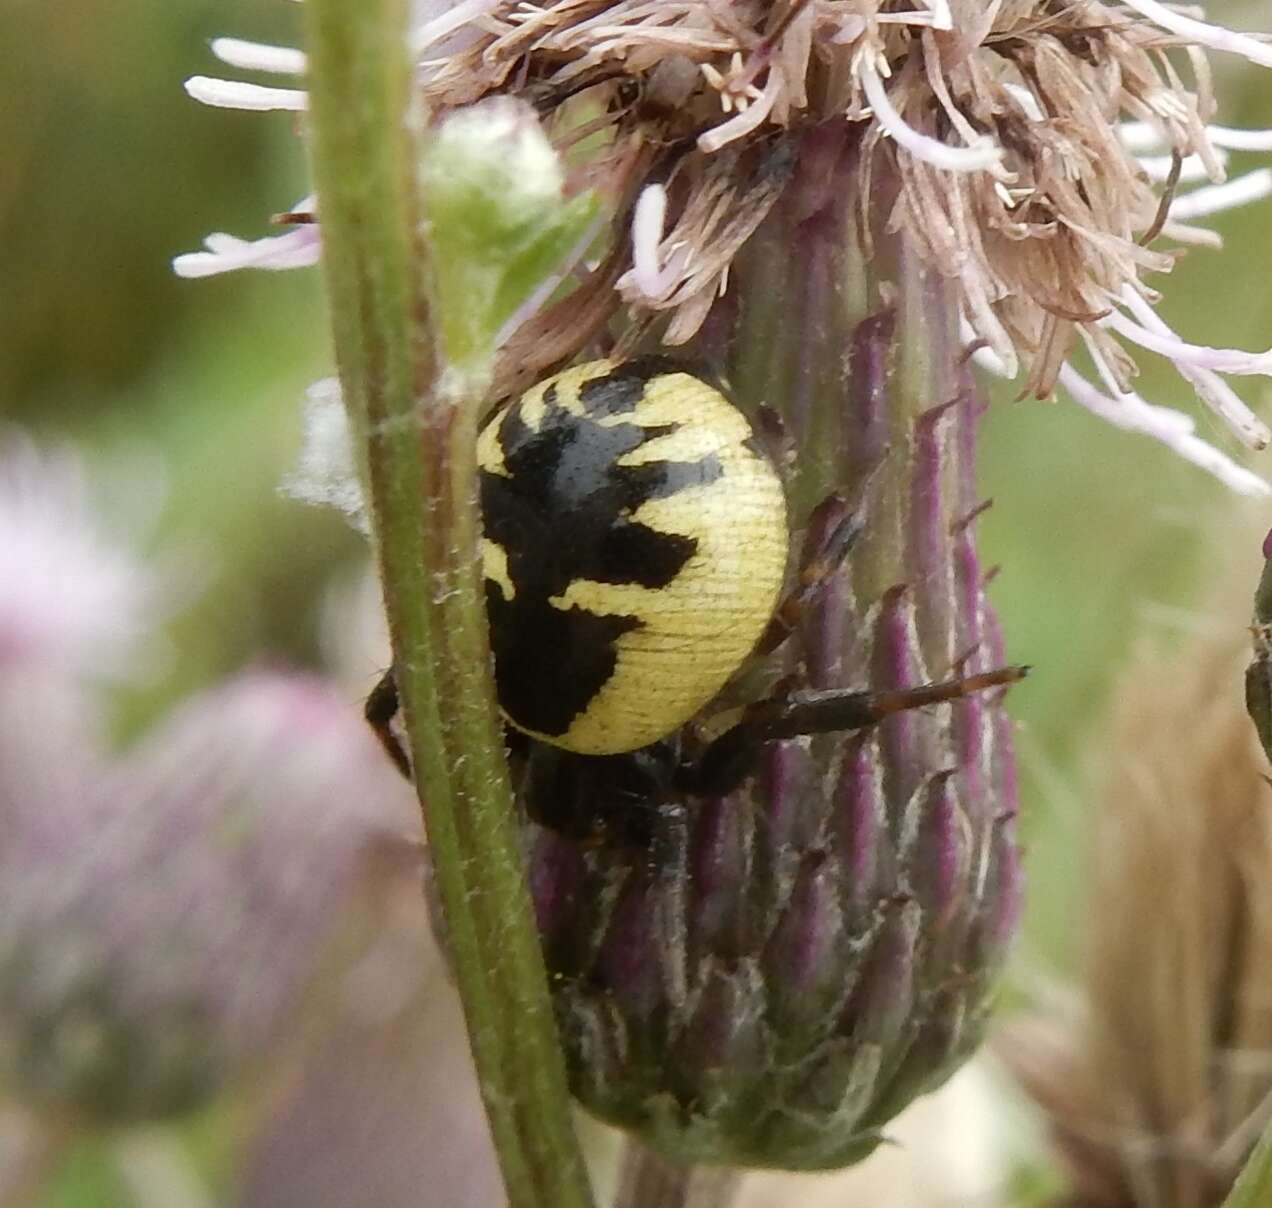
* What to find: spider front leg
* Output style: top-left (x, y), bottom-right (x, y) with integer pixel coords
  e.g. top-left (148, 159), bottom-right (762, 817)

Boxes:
top-left (771, 454), bottom-right (888, 637)
top-left (365, 667), bottom-right (412, 779)
top-left (756, 490), bottom-right (868, 658)
top-left (681, 665), bottom-right (1030, 799)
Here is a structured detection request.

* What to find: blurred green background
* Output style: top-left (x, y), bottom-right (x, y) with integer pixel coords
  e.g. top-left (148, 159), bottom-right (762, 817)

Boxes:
top-left (3, 0), bottom-right (1271, 1202)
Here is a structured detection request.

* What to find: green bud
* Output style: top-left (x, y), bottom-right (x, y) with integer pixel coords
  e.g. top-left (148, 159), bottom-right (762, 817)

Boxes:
top-left (421, 97), bottom-right (599, 371)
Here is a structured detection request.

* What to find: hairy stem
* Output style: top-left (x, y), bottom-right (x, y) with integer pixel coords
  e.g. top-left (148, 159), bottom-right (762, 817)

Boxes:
top-left (302, 4), bottom-right (593, 1205)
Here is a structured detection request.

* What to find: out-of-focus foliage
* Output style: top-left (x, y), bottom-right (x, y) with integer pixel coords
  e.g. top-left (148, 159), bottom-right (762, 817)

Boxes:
top-left (3, 0), bottom-right (1271, 1204)
top-left (1001, 535), bottom-right (1272, 1207)
top-left (0, 0), bottom-right (368, 730)
top-left (2, 1), bottom-right (304, 415)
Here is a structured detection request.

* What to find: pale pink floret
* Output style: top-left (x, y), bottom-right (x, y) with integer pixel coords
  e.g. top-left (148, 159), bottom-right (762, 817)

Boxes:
top-left (410, 0), bottom-right (501, 56)
top-left (624, 185), bottom-right (692, 302)
top-left (855, 51), bottom-right (1003, 174)
top-left (968, 331), bottom-right (1270, 498)
top-left (1062, 365), bottom-right (1268, 498)
top-left (173, 224), bottom-right (322, 279)
top-left (1170, 169), bottom-right (1272, 220)
top-left (211, 37), bottom-right (308, 75)
top-left (1119, 0), bottom-right (1272, 69)
top-left (184, 76), bottom-right (307, 112)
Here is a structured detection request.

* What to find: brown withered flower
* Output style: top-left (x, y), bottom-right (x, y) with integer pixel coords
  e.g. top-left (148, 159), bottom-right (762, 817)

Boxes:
top-left (1002, 518), bottom-right (1272, 1208)
top-left (180, 0), bottom-right (1272, 1173)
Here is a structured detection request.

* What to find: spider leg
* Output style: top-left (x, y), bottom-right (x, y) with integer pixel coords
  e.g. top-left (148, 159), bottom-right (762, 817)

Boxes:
top-left (365, 668), bottom-right (412, 780)
top-left (684, 665), bottom-right (1029, 798)
top-left (755, 492), bottom-right (864, 657)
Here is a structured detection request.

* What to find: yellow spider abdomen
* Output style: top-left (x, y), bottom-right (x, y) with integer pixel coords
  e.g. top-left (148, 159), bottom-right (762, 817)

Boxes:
top-left (477, 357), bottom-right (788, 755)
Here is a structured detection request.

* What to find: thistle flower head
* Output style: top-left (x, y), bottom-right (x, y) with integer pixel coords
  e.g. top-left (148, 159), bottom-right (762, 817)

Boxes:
top-left (180, 0), bottom-right (1272, 1173)
top-left (0, 436), bottom-right (173, 879)
top-left (0, 435), bottom-right (415, 1125)
top-left (0, 670), bottom-right (416, 1124)
top-left (182, 0), bottom-right (1272, 492)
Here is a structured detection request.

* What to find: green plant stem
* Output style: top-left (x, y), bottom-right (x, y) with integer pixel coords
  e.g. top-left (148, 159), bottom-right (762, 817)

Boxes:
top-left (302, 5), bottom-right (594, 1206)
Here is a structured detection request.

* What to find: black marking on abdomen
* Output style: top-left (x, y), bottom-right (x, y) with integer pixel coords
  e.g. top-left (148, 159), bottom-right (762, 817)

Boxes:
top-left (480, 373), bottom-right (726, 737)
top-left (486, 584), bottom-right (642, 738)
top-left (583, 518), bottom-right (697, 589)
top-left (576, 357), bottom-right (683, 417)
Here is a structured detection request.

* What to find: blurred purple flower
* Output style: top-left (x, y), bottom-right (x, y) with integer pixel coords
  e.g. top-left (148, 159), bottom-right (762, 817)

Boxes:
top-left (237, 840), bottom-right (500, 1208)
top-left (0, 435), bottom-right (418, 1125)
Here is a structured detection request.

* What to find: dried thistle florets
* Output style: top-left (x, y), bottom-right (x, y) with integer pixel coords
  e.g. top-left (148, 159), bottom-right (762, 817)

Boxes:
top-left (181, 1), bottom-right (1272, 493)
top-left (414, 1), bottom-right (1272, 482)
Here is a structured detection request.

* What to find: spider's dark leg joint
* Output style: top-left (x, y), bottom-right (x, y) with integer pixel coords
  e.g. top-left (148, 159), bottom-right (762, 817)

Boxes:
top-left (758, 491), bottom-right (866, 657)
top-left (686, 665), bottom-right (1030, 799)
top-left (761, 666), bottom-right (1031, 739)
top-left (522, 746), bottom-right (602, 842)
top-left (681, 724), bottom-right (766, 799)
top-left (751, 403), bottom-right (789, 467)
top-left (523, 743), bottom-right (683, 850)
top-left (595, 794), bottom-right (688, 857)
top-left (365, 668), bottom-right (412, 781)
top-left (802, 494), bottom-right (865, 590)
top-left (611, 745), bottom-right (688, 853)
top-left (764, 459), bottom-right (891, 658)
